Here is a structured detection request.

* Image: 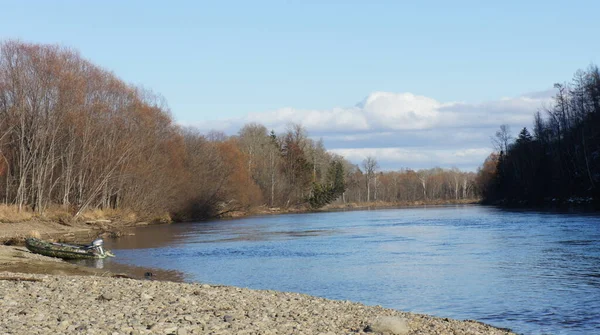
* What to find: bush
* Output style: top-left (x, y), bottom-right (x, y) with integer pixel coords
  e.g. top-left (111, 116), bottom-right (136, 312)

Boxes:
top-left (0, 205), bottom-right (34, 223)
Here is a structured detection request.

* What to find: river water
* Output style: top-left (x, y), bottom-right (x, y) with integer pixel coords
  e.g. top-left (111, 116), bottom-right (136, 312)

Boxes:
top-left (101, 205), bottom-right (600, 335)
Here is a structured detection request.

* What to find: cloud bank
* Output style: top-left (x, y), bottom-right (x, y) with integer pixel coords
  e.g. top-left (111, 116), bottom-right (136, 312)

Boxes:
top-left (188, 90), bottom-right (555, 171)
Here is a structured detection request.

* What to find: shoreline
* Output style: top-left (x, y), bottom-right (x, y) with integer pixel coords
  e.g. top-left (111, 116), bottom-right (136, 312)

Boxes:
top-left (0, 270), bottom-right (516, 335)
top-left (0, 244), bottom-right (185, 282)
top-left (0, 201), bottom-right (481, 280)
top-left (0, 200), bottom-right (481, 245)
top-left (219, 199), bottom-right (482, 219)
top-left (0, 203), bottom-right (517, 334)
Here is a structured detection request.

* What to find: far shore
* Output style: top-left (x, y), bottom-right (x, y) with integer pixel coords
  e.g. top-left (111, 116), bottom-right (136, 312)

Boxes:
top-left (217, 198), bottom-right (481, 219)
top-left (0, 199), bottom-right (481, 245)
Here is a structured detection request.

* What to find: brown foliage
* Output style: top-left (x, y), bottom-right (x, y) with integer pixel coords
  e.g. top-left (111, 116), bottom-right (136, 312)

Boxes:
top-left (0, 40), bottom-right (184, 219)
top-left (216, 140), bottom-right (263, 209)
top-left (475, 153), bottom-right (499, 200)
top-left (0, 40), bottom-right (479, 224)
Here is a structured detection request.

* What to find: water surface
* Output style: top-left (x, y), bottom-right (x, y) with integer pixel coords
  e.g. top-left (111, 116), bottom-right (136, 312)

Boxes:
top-left (103, 205), bottom-right (600, 335)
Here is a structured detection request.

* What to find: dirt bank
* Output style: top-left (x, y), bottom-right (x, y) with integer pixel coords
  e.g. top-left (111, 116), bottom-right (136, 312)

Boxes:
top-left (0, 245), bottom-right (115, 277)
top-left (0, 218), bottom-right (142, 246)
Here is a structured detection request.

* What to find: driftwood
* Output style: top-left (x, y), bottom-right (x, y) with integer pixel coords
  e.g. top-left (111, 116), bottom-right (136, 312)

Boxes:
top-left (0, 276), bottom-right (43, 282)
top-left (111, 274), bottom-right (134, 279)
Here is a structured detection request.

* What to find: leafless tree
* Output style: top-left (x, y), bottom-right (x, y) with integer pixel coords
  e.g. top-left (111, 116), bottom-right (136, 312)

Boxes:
top-left (362, 156), bottom-right (378, 202)
top-left (493, 124), bottom-right (512, 154)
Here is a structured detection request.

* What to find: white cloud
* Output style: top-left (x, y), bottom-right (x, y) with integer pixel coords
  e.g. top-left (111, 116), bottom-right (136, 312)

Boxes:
top-left (329, 147), bottom-right (491, 171)
top-left (190, 90), bottom-right (552, 133)
top-left (244, 106), bottom-right (368, 132)
top-left (358, 92), bottom-right (442, 130)
top-left (185, 89), bottom-right (555, 171)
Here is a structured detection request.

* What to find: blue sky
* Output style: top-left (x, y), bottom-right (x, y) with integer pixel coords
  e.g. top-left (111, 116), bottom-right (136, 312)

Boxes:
top-left (2, 0), bottom-right (598, 170)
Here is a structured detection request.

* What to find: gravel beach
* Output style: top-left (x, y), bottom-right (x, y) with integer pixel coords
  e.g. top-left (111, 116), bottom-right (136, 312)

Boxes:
top-left (0, 223), bottom-right (516, 335)
top-left (0, 271), bottom-right (516, 335)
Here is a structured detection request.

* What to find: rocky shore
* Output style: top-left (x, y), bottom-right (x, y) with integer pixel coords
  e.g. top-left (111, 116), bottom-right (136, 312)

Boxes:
top-left (0, 219), bottom-right (516, 335)
top-left (0, 271), bottom-right (515, 335)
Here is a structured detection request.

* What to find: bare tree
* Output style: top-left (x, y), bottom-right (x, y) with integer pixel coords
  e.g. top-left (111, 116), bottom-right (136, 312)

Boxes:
top-left (362, 156), bottom-right (378, 202)
top-left (493, 124), bottom-right (512, 154)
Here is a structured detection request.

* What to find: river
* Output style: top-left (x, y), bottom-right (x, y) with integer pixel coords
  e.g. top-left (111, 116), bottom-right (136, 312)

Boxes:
top-left (99, 205), bottom-right (600, 335)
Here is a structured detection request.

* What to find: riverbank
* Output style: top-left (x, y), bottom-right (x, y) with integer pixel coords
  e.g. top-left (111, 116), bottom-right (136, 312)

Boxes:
top-left (0, 217), bottom-right (144, 245)
top-left (0, 271), bottom-right (515, 335)
top-left (0, 200), bottom-right (480, 244)
top-left (0, 244), bottom-right (185, 281)
top-left (0, 245), bottom-right (113, 277)
top-left (323, 199), bottom-right (480, 211)
top-left (0, 206), bottom-right (519, 335)
top-left (220, 199), bottom-right (481, 219)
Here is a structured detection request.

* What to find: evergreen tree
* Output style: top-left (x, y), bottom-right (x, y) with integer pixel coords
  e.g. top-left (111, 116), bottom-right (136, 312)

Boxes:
top-left (308, 160), bottom-right (346, 209)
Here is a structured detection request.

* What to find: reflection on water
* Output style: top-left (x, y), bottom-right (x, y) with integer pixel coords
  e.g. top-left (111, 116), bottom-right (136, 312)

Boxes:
top-left (103, 205), bottom-right (600, 335)
top-left (69, 255), bottom-right (185, 282)
top-left (71, 258), bottom-right (105, 269)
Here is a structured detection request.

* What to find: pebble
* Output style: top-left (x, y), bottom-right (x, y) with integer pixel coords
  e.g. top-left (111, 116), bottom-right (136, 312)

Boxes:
top-left (0, 272), bottom-right (516, 335)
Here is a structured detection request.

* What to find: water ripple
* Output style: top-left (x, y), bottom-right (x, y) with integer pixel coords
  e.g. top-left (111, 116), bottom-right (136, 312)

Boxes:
top-left (105, 205), bottom-right (600, 335)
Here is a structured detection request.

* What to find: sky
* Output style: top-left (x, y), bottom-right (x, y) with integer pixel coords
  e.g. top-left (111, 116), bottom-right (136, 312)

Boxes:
top-left (2, 0), bottom-right (599, 171)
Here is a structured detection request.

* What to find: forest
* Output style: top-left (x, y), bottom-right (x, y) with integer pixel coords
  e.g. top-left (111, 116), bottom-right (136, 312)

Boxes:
top-left (0, 41), bottom-right (478, 222)
top-left (477, 65), bottom-right (600, 206)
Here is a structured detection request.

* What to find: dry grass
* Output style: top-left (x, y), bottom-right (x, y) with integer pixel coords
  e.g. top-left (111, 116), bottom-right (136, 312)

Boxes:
top-left (27, 230), bottom-right (41, 239)
top-left (149, 213), bottom-right (172, 224)
top-left (0, 204), bottom-right (75, 224)
top-left (78, 208), bottom-right (138, 223)
top-left (0, 205), bottom-right (34, 223)
top-left (0, 204), bottom-right (143, 226)
top-left (37, 205), bottom-right (74, 226)
top-left (79, 208), bottom-right (111, 221)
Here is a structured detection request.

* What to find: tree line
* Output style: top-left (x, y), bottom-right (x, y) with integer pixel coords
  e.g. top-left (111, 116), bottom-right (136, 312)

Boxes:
top-left (343, 161), bottom-right (478, 204)
top-left (0, 41), bottom-right (478, 222)
top-left (477, 65), bottom-right (600, 205)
